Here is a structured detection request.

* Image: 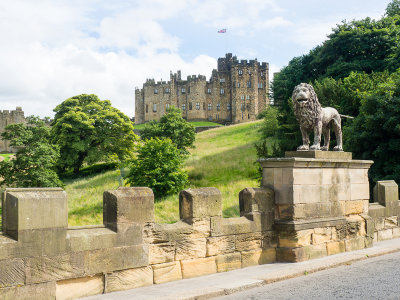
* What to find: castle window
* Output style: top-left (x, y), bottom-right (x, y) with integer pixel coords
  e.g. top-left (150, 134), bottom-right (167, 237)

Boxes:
top-left (246, 95), bottom-right (250, 100)
top-left (240, 95), bottom-right (245, 100)
top-left (248, 70), bottom-right (251, 75)
top-left (203, 102), bottom-right (206, 110)
top-left (247, 103), bottom-right (251, 111)
top-left (237, 82), bottom-right (240, 88)
top-left (258, 83), bottom-right (263, 89)
top-left (238, 69), bottom-right (243, 75)
top-left (207, 88), bottom-right (211, 94)
top-left (208, 103), bottom-right (212, 110)
top-left (164, 87), bottom-right (170, 93)
top-left (189, 102), bottom-right (193, 110)
top-left (182, 104), bottom-right (186, 110)
top-left (146, 104), bottom-right (148, 113)
top-left (188, 87), bottom-right (190, 93)
top-left (227, 103), bottom-right (231, 111)
top-left (153, 104), bottom-right (157, 112)
top-left (142, 98), bottom-right (145, 103)
top-left (181, 87), bottom-right (186, 93)
top-left (260, 72), bottom-right (263, 77)
top-left (154, 88), bottom-right (158, 94)
top-left (196, 102), bottom-right (200, 110)
top-left (220, 78), bottom-right (225, 83)
top-left (241, 103), bottom-right (245, 111)
top-left (247, 81), bottom-right (251, 88)
top-left (166, 103), bottom-right (170, 110)
top-left (220, 88), bottom-right (224, 95)
top-left (217, 103), bottom-right (221, 111)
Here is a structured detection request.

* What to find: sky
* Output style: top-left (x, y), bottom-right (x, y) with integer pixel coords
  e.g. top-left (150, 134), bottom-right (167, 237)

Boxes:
top-left (0, 0), bottom-right (393, 118)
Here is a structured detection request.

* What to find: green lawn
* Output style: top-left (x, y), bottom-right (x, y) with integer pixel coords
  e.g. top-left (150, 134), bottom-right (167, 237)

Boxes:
top-left (134, 121), bottom-right (222, 130)
top-left (65, 120), bottom-right (274, 226)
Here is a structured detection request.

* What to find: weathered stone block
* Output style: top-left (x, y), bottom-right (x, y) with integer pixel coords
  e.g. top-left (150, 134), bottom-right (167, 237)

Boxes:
top-left (86, 245), bottom-right (148, 275)
top-left (276, 247), bottom-right (306, 262)
top-left (68, 227), bottom-right (117, 252)
top-left (312, 227), bottom-right (333, 244)
top-left (279, 229), bottom-right (312, 247)
top-left (216, 253), bottom-right (241, 272)
top-left (385, 216), bottom-right (398, 228)
top-left (106, 266), bottom-right (153, 293)
top-left (0, 258), bottom-right (25, 288)
top-left (144, 221), bottom-right (208, 244)
top-left (210, 216), bottom-right (260, 236)
top-left (152, 261), bottom-right (182, 284)
top-left (392, 227), bottom-right (400, 238)
top-left (0, 282), bottom-right (56, 300)
top-left (326, 241), bottom-right (345, 256)
top-left (293, 168), bottom-right (322, 185)
top-left (239, 187), bottom-right (274, 215)
top-left (343, 200), bottom-right (364, 215)
top-left (322, 168), bottom-right (346, 185)
top-left (206, 236), bottom-right (235, 256)
top-left (373, 180), bottom-right (399, 207)
top-left (262, 231), bottom-right (278, 249)
top-left (349, 169), bottom-right (368, 184)
top-left (175, 238), bottom-right (206, 260)
top-left (25, 252), bottom-right (85, 284)
top-left (115, 223), bottom-right (143, 246)
top-left (179, 188), bottom-right (222, 220)
top-left (345, 237), bottom-right (365, 251)
top-left (241, 248), bottom-right (276, 267)
top-left (262, 168), bottom-right (274, 188)
top-left (149, 243), bottom-right (175, 265)
top-left (236, 232), bottom-right (262, 252)
top-left (303, 244), bottom-right (327, 260)
top-left (56, 275), bottom-right (104, 300)
top-left (350, 183), bottom-right (369, 200)
top-left (180, 257), bottom-right (216, 279)
top-left (3, 188), bottom-right (67, 240)
top-left (103, 187), bottom-right (154, 229)
top-left (377, 229), bottom-right (393, 241)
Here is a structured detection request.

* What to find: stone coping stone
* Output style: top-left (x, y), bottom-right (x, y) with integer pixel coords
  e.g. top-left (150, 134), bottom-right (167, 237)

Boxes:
top-left (274, 217), bottom-right (346, 232)
top-left (285, 151), bottom-right (352, 160)
top-left (259, 157), bottom-right (373, 169)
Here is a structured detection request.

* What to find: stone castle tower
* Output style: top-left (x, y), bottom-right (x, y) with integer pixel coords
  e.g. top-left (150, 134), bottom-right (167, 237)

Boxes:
top-left (135, 53), bottom-right (269, 124)
top-left (0, 107), bottom-right (26, 153)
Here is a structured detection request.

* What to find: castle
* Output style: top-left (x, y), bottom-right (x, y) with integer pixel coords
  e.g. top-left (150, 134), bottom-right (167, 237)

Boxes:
top-left (135, 53), bottom-right (269, 124)
top-left (0, 107), bottom-right (26, 153)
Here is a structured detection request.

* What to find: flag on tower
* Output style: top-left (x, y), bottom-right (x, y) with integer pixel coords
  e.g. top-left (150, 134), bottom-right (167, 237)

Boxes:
top-left (217, 29), bottom-right (227, 33)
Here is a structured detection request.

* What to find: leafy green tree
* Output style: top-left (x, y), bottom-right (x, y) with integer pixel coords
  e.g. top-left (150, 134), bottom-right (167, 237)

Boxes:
top-left (386, 0), bottom-right (400, 17)
top-left (345, 70), bottom-right (400, 186)
top-left (125, 138), bottom-right (188, 198)
top-left (140, 107), bottom-right (195, 154)
top-left (51, 94), bottom-right (138, 174)
top-left (0, 116), bottom-right (62, 187)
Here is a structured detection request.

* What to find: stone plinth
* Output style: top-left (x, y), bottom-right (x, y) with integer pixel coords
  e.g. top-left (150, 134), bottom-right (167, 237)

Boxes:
top-left (260, 151), bottom-right (373, 262)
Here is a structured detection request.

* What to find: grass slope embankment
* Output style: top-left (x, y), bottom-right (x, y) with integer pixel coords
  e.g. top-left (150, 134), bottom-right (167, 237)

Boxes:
top-left (66, 120), bottom-right (273, 226)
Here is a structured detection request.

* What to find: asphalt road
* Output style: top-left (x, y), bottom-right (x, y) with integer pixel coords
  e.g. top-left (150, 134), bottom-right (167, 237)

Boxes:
top-left (216, 251), bottom-right (400, 300)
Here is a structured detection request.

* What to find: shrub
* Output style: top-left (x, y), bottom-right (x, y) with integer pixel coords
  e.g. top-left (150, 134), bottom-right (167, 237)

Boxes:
top-left (125, 138), bottom-right (188, 199)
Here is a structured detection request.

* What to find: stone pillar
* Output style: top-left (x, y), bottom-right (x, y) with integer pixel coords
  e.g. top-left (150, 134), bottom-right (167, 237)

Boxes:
top-left (2, 188), bottom-right (68, 256)
top-left (260, 151), bottom-right (373, 262)
top-left (103, 187), bottom-right (154, 246)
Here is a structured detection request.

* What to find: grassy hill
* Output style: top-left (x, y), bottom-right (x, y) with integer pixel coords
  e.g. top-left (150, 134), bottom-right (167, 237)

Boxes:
top-left (66, 120), bottom-right (272, 226)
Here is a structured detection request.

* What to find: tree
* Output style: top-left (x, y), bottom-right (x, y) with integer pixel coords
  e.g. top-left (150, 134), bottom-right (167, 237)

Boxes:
top-left (51, 94), bottom-right (138, 174)
top-left (0, 116), bottom-right (62, 187)
top-left (140, 107), bottom-right (195, 154)
top-left (386, 0), bottom-right (400, 17)
top-left (345, 70), bottom-right (400, 186)
top-left (125, 138), bottom-right (188, 198)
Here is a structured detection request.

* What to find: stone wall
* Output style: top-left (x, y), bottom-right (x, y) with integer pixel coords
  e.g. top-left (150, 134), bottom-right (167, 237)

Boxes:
top-left (1, 151), bottom-right (400, 299)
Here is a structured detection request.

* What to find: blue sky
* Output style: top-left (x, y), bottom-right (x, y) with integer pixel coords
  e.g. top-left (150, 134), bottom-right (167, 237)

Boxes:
top-left (0, 0), bottom-right (392, 118)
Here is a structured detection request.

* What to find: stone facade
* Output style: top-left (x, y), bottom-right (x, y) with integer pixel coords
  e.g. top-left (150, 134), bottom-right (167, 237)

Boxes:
top-left (1, 151), bottom-right (400, 299)
top-left (0, 107), bottom-right (26, 153)
top-left (135, 53), bottom-right (269, 124)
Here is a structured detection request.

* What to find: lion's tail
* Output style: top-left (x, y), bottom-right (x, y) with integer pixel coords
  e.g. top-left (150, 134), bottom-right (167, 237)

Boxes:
top-left (339, 114), bottom-right (354, 119)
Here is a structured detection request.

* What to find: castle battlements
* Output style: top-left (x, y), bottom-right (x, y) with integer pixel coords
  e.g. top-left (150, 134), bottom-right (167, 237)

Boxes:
top-left (135, 53), bottom-right (270, 125)
top-left (0, 106), bottom-right (26, 153)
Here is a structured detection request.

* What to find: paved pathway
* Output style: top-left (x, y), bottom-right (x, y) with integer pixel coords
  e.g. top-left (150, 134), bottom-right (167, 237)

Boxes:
top-left (217, 251), bottom-right (400, 300)
top-left (82, 238), bottom-right (400, 300)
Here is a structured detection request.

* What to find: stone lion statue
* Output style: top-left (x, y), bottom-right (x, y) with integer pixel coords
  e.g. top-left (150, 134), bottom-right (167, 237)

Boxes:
top-left (292, 83), bottom-right (343, 151)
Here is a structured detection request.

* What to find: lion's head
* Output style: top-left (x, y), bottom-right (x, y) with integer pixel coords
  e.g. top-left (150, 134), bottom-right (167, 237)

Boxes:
top-left (292, 83), bottom-right (322, 128)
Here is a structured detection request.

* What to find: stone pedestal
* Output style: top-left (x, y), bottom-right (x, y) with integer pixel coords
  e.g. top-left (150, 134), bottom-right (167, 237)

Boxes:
top-left (259, 151), bottom-right (373, 262)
